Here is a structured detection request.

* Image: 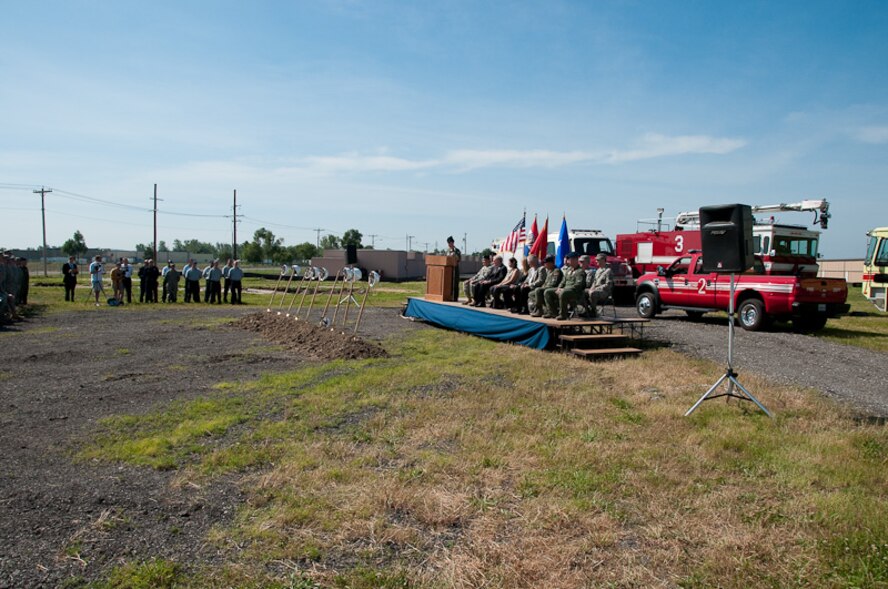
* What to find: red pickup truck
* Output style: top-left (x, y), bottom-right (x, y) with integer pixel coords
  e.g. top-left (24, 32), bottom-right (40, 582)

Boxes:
top-left (634, 251), bottom-right (850, 331)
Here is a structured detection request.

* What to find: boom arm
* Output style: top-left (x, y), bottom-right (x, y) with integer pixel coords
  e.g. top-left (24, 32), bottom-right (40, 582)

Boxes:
top-left (675, 199), bottom-right (831, 229)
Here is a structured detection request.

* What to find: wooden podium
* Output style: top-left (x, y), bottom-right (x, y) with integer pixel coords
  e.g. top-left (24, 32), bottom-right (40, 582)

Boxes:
top-left (425, 255), bottom-right (459, 302)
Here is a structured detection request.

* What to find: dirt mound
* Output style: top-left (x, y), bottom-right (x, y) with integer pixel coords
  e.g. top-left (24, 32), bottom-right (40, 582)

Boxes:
top-left (232, 312), bottom-right (388, 360)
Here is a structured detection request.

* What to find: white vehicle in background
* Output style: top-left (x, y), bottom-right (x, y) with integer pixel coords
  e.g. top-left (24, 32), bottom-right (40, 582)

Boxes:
top-left (864, 227), bottom-right (888, 312)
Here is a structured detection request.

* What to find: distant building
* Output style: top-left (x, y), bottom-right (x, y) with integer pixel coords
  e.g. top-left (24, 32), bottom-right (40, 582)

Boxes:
top-left (818, 259), bottom-right (864, 286)
top-left (311, 249), bottom-right (483, 281)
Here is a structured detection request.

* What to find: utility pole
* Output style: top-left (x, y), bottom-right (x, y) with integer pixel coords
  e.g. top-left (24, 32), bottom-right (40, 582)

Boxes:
top-left (232, 189), bottom-right (242, 259)
top-left (368, 234), bottom-right (379, 248)
top-left (463, 233), bottom-right (467, 256)
top-left (422, 242), bottom-right (429, 253)
top-left (314, 228), bottom-right (325, 248)
top-left (33, 186), bottom-right (52, 276)
top-left (151, 184), bottom-right (163, 261)
top-left (406, 234), bottom-right (415, 252)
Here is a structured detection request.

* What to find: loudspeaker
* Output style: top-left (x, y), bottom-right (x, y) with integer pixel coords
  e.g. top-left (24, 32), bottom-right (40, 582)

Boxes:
top-left (700, 204), bottom-right (754, 273)
top-left (346, 244), bottom-right (358, 264)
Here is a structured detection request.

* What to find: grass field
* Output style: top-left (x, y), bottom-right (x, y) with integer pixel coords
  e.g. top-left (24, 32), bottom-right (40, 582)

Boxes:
top-left (19, 277), bottom-right (425, 318)
top-left (819, 290), bottom-right (888, 353)
top-left (76, 327), bottom-right (888, 588)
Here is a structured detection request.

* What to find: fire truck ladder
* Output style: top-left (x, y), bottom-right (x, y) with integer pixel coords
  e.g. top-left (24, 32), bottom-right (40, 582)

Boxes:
top-left (674, 199), bottom-right (831, 229)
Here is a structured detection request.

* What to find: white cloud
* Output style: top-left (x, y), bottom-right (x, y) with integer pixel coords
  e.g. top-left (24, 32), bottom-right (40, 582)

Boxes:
top-left (442, 149), bottom-right (595, 170)
top-left (282, 133), bottom-right (745, 174)
top-left (299, 154), bottom-right (438, 173)
top-left (603, 133), bottom-right (747, 164)
top-left (852, 126), bottom-right (888, 144)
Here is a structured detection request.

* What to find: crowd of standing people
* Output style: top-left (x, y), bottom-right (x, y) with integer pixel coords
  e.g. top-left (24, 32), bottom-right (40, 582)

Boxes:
top-left (0, 253), bottom-right (29, 323)
top-left (65, 256), bottom-right (245, 306)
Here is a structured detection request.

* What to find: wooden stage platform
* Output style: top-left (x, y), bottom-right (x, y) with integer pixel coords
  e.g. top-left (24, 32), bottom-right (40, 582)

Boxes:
top-left (402, 297), bottom-right (649, 360)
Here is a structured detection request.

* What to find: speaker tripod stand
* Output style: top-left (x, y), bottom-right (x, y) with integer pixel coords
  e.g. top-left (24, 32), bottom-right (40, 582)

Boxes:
top-left (685, 273), bottom-right (773, 418)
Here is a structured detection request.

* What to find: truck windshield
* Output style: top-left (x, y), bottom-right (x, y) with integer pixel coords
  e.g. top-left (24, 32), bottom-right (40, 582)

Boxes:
top-left (877, 238), bottom-right (888, 266)
top-left (773, 237), bottom-right (818, 257)
top-left (573, 238), bottom-right (614, 256)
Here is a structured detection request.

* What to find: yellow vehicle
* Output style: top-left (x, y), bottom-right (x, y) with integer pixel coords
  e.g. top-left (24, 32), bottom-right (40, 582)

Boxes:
top-left (863, 227), bottom-right (888, 312)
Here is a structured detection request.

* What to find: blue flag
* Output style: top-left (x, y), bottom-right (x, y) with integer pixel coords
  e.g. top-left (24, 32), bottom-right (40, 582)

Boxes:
top-left (555, 215), bottom-right (569, 267)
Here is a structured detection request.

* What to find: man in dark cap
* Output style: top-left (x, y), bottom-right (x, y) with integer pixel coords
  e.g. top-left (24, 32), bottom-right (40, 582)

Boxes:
top-left (544, 251), bottom-right (585, 320)
top-left (529, 256), bottom-right (562, 317)
top-left (445, 236), bottom-right (461, 302)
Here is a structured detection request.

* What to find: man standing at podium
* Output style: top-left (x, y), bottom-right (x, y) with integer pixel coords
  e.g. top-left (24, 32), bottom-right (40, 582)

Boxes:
top-left (445, 236), bottom-right (461, 302)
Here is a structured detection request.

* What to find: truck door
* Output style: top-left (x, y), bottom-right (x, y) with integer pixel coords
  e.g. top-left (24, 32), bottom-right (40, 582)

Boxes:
top-left (657, 256), bottom-right (692, 306)
top-left (687, 256), bottom-right (718, 308)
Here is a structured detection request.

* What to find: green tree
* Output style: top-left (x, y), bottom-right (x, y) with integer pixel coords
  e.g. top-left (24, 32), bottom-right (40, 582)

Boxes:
top-left (341, 229), bottom-right (363, 248)
top-left (291, 242), bottom-right (319, 261)
top-left (61, 230), bottom-right (88, 262)
top-left (241, 241), bottom-right (263, 264)
top-left (251, 228), bottom-right (283, 262)
top-left (158, 240), bottom-right (169, 252)
top-left (319, 234), bottom-right (340, 250)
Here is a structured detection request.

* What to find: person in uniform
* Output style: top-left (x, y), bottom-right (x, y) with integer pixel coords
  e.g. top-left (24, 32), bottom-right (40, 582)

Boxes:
top-left (62, 256), bottom-right (78, 302)
top-left (164, 263), bottom-right (181, 303)
top-left (206, 260), bottom-right (223, 303)
top-left (462, 254), bottom-right (491, 305)
top-left (202, 261), bottom-right (214, 302)
top-left (529, 256), bottom-right (562, 317)
top-left (445, 236), bottom-right (461, 301)
top-left (138, 261), bottom-right (148, 302)
top-left (222, 258), bottom-right (234, 303)
top-left (512, 254), bottom-right (546, 314)
top-left (585, 253), bottom-right (614, 318)
top-left (544, 252), bottom-right (585, 320)
top-left (161, 261), bottom-right (173, 302)
top-left (472, 255), bottom-right (507, 307)
top-left (228, 260), bottom-right (244, 304)
top-left (120, 257), bottom-right (133, 304)
top-left (145, 259), bottom-right (161, 303)
top-left (17, 258), bottom-right (29, 306)
top-left (183, 260), bottom-right (202, 303)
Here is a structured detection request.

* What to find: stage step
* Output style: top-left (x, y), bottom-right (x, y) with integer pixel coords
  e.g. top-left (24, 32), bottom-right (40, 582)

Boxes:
top-left (570, 347), bottom-right (643, 359)
top-left (559, 333), bottom-right (627, 345)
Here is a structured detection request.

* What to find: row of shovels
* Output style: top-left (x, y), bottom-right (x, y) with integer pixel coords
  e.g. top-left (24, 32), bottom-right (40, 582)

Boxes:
top-left (266, 265), bottom-right (380, 334)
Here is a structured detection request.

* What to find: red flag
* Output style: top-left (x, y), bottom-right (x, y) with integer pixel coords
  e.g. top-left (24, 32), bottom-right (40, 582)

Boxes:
top-left (530, 216), bottom-right (548, 259)
top-left (527, 215), bottom-right (538, 255)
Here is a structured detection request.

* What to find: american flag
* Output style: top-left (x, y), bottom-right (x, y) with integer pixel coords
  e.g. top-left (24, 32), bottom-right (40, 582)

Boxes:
top-left (501, 215), bottom-right (526, 253)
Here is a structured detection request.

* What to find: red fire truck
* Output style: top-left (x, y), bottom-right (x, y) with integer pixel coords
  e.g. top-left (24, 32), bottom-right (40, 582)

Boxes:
top-left (617, 200), bottom-right (832, 279)
top-left (634, 250), bottom-right (850, 331)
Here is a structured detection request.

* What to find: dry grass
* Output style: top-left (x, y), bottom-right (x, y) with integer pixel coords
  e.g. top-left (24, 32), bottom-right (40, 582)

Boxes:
top-left (83, 330), bottom-right (888, 588)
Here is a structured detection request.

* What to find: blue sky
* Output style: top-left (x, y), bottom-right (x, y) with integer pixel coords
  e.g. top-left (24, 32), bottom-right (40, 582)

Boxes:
top-left (1, 1), bottom-right (886, 257)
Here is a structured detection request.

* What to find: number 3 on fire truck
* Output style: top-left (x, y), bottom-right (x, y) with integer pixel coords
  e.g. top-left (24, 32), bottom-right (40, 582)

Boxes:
top-left (697, 278), bottom-right (707, 294)
top-left (674, 235), bottom-right (684, 253)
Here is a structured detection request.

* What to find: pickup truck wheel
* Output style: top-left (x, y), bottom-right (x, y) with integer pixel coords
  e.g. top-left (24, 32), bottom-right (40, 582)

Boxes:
top-left (636, 292), bottom-right (657, 318)
top-left (737, 299), bottom-right (768, 331)
top-left (793, 315), bottom-right (828, 332)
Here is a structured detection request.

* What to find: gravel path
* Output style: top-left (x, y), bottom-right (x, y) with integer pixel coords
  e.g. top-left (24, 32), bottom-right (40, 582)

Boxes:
top-left (629, 308), bottom-right (888, 418)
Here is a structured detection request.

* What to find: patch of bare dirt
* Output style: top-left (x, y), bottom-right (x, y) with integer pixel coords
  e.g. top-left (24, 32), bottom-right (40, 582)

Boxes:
top-left (231, 312), bottom-right (388, 360)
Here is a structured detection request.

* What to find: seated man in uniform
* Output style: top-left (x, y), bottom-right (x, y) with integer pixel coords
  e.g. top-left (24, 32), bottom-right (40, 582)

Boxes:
top-left (543, 252), bottom-right (585, 320)
top-left (585, 252), bottom-right (614, 318)
top-left (529, 256), bottom-right (562, 317)
top-left (462, 255), bottom-right (491, 305)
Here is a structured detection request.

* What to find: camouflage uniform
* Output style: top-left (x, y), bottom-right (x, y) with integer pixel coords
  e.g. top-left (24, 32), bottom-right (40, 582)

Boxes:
top-left (463, 263), bottom-right (491, 302)
top-left (544, 265), bottom-right (586, 319)
top-left (529, 267), bottom-right (562, 317)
